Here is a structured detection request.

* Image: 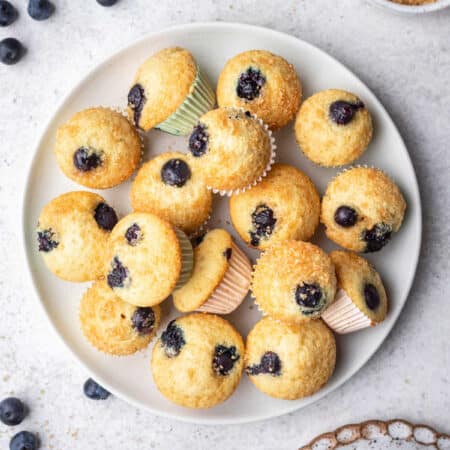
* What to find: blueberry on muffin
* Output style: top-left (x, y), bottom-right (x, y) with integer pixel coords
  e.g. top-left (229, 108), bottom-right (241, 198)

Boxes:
top-left (151, 313), bottom-right (245, 408)
top-left (252, 241), bottom-right (336, 323)
top-left (80, 280), bottom-right (161, 355)
top-left (36, 191), bottom-right (118, 282)
top-left (130, 151), bottom-right (212, 236)
top-left (321, 167), bottom-right (406, 252)
top-left (295, 89), bottom-right (373, 167)
top-left (127, 47), bottom-right (215, 135)
top-left (217, 50), bottom-right (302, 130)
top-left (54, 107), bottom-right (142, 189)
top-left (245, 317), bottom-right (336, 399)
top-left (229, 163), bottom-right (320, 249)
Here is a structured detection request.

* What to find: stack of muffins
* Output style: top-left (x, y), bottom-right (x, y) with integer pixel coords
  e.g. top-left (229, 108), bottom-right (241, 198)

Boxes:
top-left (36, 46), bottom-right (407, 409)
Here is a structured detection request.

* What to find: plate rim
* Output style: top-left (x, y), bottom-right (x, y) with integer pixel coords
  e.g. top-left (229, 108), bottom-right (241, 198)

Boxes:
top-left (20, 21), bottom-right (423, 425)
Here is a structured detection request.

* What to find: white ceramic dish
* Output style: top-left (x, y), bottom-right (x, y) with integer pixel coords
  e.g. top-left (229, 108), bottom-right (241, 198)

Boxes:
top-left (367, 0), bottom-right (450, 14)
top-left (22, 22), bottom-right (422, 425)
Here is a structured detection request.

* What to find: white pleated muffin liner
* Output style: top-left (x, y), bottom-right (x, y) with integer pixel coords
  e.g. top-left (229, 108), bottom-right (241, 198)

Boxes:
top-left (196, 241), bottom-right (252, 314)
top-left (321, 288), bottom-right (373, 334)
top-left (174, 228), bottom-right (194, 289)
top-left (206, 110), bottom-right (277, 197)
top-left (330, 164), bottom-right (393, 184)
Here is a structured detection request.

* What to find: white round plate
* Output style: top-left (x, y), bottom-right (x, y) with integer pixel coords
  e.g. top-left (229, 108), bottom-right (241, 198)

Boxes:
top-left (366, 0), bottom-right (450, 14)
top-left (22, 22), bottom-right (422, 424)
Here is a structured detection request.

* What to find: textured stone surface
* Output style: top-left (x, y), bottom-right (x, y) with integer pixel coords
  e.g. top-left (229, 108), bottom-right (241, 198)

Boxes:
top-left (0, 1), bottom-right (449, 449)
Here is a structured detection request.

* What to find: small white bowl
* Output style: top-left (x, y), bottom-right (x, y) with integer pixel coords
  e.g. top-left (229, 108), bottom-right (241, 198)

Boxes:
top-left (367, 0), bottom-right (450, 13)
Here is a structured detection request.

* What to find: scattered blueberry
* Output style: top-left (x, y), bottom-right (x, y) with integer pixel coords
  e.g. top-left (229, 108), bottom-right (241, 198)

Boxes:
top-left (73, 147), bottom-right (102, 172)
top-left (362, 223), bottom-right (392, 252)
top-left (9, 431), bottom-right (38, 450)
top-left (83, 378), bottom-right (110, 400)
top-left (161, 320), bottom-right (185, 358)
top-left (128, 84), bottom-right (145, 127)
top-left (334, 205), bottom-right (358, 227)
top-left (246, 351), bottom-right (281, 376)
top-left (107, 257), bottom-right (129, 289)
top-left (131, 307), bottom-right (155, 335)
top-left (223, 247), bottom-right (232, 260)
top-left (236, 67), bottom-right (266, 101)
top-left (213, 345), bottom-right (240, 376)
top-left (191, 233), bottom-right (205, 248)
top-left (125, 223), bottom-right (142, 246)
top-left (161, 159), bottom-right (191, 187)
top-left (96, 0), bottom-right (119, 6)
top-left (0, 398), bottom-right (26, 426)
top-left (37, 228), bottom-right (58, 252)
top-left (364, 283), bottom-right (380, 310)
top-left (295, 283), bottom-right (323, 310)
top-left (27, 0), bottom-right (55, 21)
top-left (249, 204), bottom-right (277, 246)
top-left (0, 1), bottom-right (18, 27)
top-left (329, 99), bottom-right (364, 125)
top-left (189, 124), bottom-right (208, 157)
top-left (0, 38), bottom-right (25, 65)
top-left (94, 202), bottom-right (118, 231)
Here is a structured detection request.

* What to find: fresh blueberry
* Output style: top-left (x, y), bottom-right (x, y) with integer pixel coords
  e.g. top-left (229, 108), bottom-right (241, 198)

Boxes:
top-left (0, 1), bottom-right (18, 27)
top-left (246, 351), bottom-right (281, 376)
top-left (83, 378), bottom-right (110, 400)
top-left (295, 283), bottom-right (323, 309)
top-left (223, 247), bottom-right (232, 260)
top-left (107, 257), bottom-right (129, 289)
top-left (213, 345), bottom-right (240, 376)
top-left (161, 320), bottom-right (185, 358)
top-left (131, 307), bottom-right (155, 335)
top-left (27, 0), bottom-right (55, 21)
top-left (160, 159), bottom-right (191, 187)
top-left (9, 431), bottom-right (38, 450)
top-left (125, 223), bottom-right (142, 246)
top-left (334, 205), bottom-right (358, 227)
top-left (249, 204), bottom-right (277, 246)
top-left (94, 202), bottom-right (118, 231)
top-left (0, 38), bottom-right (25, 65)
top-left (73, 147), bottom-right (102, 172)
top-left (362, 223), bottom-right (392, 252)
top-left (189, 124), bottom-right (208, 157)
top-left (236, 67), bottom-right (266, 101)
top-left (127, 84), bottom-right (145, 127)
top-left (364, 283), bottom-right (380, 310)
top-left (329, 99), bottom-right (364, 125)
top-left (37, 228), bottom-right (58, 252)
top-left (0, 397), bottom-right (26, 426)
top-left (96, 0), bottom-right (119, 6)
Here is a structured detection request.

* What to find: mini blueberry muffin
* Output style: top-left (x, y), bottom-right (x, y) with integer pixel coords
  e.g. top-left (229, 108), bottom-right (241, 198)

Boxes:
top-left (229, 163), bottom-right (320, 249)
top-left (151, 313), bottom-right (245, 408)
top-left (173, 229), bottom-right (252, 314)
top-left (37, 191), bottom-right (118, 282)
top-left (127, 47), bottom-right (215, 135)
top-left (295, 89), bottom-right (373, 167)
top-left (252, 241), bottom-right (336, 323)
top-left (188, 108), bottom-right (275, 195)
top-left (104, 212), bottom-right (193, 307)
top-left (216, 50), bottom-right (302, 130)
top-left (245, 317), bottom-right (336, 400)
top-left (130, 151), bottom-right (212, 236)
top-left (322, 251), bottom-right (388, 334)
top-left (54, 107), bottom-right (142, 189)
top-left (80, 280), bottom-right (161, 355)
top-left (321, 167), bottom-right (407, 253)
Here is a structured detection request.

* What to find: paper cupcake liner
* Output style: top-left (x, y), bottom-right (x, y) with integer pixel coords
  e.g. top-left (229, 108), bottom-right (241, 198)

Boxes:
top-left (155, 66), bottom-right (216, 136)
top-left (207, 110), bottom-right (277, 197)
top-left (174, 228), bottom-right (194, 289)
top-left (321, 288), bottom-right (373, 334)
top-left (196, 241), bottom-right (252, 314)
top-left (187, 212), bottom-right (211, 240)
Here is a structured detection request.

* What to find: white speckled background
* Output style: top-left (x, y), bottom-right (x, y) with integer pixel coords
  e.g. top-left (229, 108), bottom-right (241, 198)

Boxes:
top-left (0, 1), bottom-right (449, 449)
